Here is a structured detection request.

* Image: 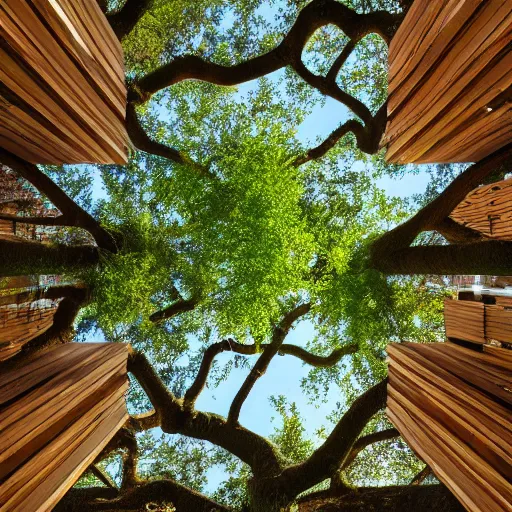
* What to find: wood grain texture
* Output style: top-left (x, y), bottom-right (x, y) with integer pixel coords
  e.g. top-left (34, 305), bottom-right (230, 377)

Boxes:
top-left (444, 297), bottom-right (512, 345)
top-left (383, 0), bottom-right (512, 164)
top-left (387, 341), bottom-right (512, 512)
top-left (444, 298), bottom-right (485, 344)
top-left (0, 342), bottom-right (130, 511)
top-left (450, 178), bottom-right (512, 240)
top-left (0, 299), bottom-right (60, 361)
top-left (0, 0), bottom-right (129, 164)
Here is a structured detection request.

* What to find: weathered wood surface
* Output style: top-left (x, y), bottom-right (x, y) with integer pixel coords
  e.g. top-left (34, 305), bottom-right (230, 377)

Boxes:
top-left (444, 297), bottom-right (512, 345)
top-left (450, 178), bottom-right (512, 240)
top-left (0, 299), bottom-right (59, 361)
top-left (0, 0), bottom-right (129, 164)
top-left (387, 342), bottom-right (512, 512)
top-left (0, 343), bottom-right (129, 511)
top-left (383, 0), bottom-right (512, 164)
top-left (444, 299), bottom-right (485, 344)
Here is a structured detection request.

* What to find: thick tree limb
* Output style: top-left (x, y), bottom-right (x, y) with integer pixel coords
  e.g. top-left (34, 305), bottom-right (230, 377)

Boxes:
top-left (149, 296), bottom-right (199, 323)
top-left (0, 149), bottom-right (117, 251)
top-left (125, 104), bottom-right (212, 179)
top-left (370, 145), bottom-right (512, 261)
top-left (131, 0), bottom-right (398, 103)
top-left (0, 238), bottom-right (99, 277)
top-left (434, 217), bottom-right (484, 244)
top-left (0, 213), bottom-right (68, 226)
top-left (228, 303), bottom-right (311, 424)
top-left (126, 410), bottom-right (160, 431)
top-left (106, 0), bottom-right (155, 40)
top-left (296, 484), bottom-right (464, 512)
top-left (84, 479), bottom-right (232, 512)
top-left (184, 337), bottom-right (357, 409)
top-left (326, 41), bottom-right (356, 82)
top-left (127, 351), bottom-right (285, 476)
top-left (373, 241), bottom-right (512, 276)
top-left (279, 379), bottom-right (388, 498)
top-left (120, 431), bottom-right (140, 490)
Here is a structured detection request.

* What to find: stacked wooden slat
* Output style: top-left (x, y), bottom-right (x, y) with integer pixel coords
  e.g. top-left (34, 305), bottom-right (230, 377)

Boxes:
top-left (444, 297), bottom-right (512, 345)
top-left (485, 305), bottom-right (512, 343)
top-left (0, 0), bottom-right (129, 164)
top-left (0, 299), bottom-right (59, 361)
top-left (387, 342), bottom-right (512, 512)
top-left (450, 179), bottom-right (512, 240)
top-left (383, 0), bottom-right (512, 164)
top-left (444, 299), bottom-right (485, 344)
top-left (0, 343), bottom-right (129, 511)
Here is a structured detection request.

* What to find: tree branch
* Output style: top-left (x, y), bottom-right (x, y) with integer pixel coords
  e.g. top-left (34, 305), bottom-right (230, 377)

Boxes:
top-left (86, 479), bottom-right (232, 512)
top-left (343, 428), bottom-right (399, 469)
top-left (373, 240), bottom-right (512, 276)
top-left (0, 238), bottom-right (99, 277)
top-left (149, 296), bottom-right (199, 323)
top-left (127, 351), bottom-right (285, 476)
top-left (326, 40), bottom-right (356, 82)
top-left (125, 104), bottom-right (213, 178)
top-left (228, 303), bottom-right (311, 424)
top-left (120, 431), bottom-right (140, 490)
top-left (293, 119), bottom-right (367, 166)
top-left (0, 212), bottom-right (70, 227)
top-left (184, 337), bottom-right (357, 409)
top-left (0, 149), bottom-right (118, 252)
top-left (280, 379), bottom-right (388, 497)
top-left (88, 465), bottom-right (117, 489)
top-left (293, 59), bottom-right (373, 126)
top-left (410, 465), bottom-right (433, 485)
top-left (370, 144), bottom-right (512, 262)
top-left (433, 217), bottom-right (484, 244)
top-left (106, 0), bottom-right (155, 41)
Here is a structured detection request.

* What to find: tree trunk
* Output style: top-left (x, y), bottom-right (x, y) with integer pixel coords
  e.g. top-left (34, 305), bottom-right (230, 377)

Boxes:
top-left (371, 241), bottom-right (512, 275)
top-left (297, 485), bottom-right (465, 512)
top-left (0, 238), bottom-right (99, 277)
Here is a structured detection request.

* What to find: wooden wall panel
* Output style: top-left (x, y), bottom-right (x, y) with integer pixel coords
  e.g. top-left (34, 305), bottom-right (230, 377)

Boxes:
top-left (0, 0), bottom-right (129, 164)
top-left (383, 0), bottom-right (512, 164)
top-left (387, 342), bottom-right (512, 512)
top-left (0, 343), bottom-right (129, 511)
top-left (450, 178), bottom-right (512, 240)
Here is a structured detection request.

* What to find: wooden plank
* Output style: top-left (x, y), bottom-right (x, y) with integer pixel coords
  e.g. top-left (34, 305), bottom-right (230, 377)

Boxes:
top-left (0, 0), bottom-right (129, 164)
top-left (384, 0), bottom-right (512, 163)
top-left (387, 341), bottom-right (512, 512)
top-left (0, 342), bottom-right (130, 511)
